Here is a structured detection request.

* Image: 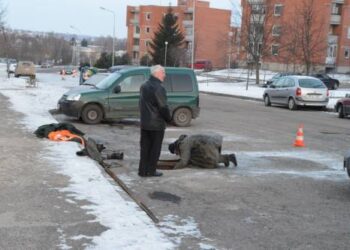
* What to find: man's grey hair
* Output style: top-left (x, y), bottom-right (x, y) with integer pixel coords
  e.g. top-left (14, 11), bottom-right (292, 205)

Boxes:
top-left (150, 65), bottom-right (164, 76)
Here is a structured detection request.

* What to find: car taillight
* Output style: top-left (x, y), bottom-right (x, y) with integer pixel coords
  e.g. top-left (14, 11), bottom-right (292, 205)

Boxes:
top-left (296, 87), bottom-right (302, 96)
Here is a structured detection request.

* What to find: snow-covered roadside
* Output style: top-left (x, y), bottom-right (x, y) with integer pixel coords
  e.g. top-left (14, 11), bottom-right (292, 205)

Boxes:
top-left (0, 67), bottom-right (174, 249)
top-left (197, 74), bottom-right (350, 109)
top-left (205, 68), bottom-right (350, 84)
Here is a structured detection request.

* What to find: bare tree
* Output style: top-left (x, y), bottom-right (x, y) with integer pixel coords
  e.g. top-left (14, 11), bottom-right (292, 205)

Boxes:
top-left (293, 0), bottom-right (327, 75)
top-left (240, 0), bottom-right (275, 84)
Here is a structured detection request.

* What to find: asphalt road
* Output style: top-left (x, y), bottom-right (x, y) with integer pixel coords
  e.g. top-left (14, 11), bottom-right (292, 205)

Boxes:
top-left (55, 93), bottom-right (350, 249)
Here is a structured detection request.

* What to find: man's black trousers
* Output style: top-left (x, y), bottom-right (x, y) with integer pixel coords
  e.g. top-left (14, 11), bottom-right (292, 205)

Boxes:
top-left (139, 129), bottom-right (165, 176)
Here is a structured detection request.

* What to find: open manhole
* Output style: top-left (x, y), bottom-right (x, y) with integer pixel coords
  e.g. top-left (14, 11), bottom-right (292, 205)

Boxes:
top-left (148, 191), bottom-right (181, 204)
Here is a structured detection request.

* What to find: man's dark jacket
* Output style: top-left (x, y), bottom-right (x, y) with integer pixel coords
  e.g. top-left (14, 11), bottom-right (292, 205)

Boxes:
top-left (139, 76), bottom-right (171, 130)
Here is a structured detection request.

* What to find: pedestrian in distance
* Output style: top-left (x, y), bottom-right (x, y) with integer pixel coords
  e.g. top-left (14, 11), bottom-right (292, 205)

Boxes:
top-left (138, 65), bottom-right (172, 177)
top-left (167, 134), bottom-right (237, 169)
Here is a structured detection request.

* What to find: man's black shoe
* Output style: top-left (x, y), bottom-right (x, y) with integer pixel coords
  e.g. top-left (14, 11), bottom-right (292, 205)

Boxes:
top-left (138, 172), bottom-right (147, 177)
top-left (148, 171), bottom-right (163, 177)
top-left (229, 154), bottom-right (237, 167)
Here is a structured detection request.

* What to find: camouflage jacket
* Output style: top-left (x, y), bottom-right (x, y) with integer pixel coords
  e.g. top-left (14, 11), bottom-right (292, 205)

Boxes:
top-left (175, 134), bottom-right (223, 169)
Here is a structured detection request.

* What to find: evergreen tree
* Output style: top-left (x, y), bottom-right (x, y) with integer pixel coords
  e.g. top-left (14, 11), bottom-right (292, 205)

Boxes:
top-left (81, 38), bottom-right (88, 47)
top-left (149, 6), bottom-right (184, 66)
top-left (94, 52), bottom-right (111, 68)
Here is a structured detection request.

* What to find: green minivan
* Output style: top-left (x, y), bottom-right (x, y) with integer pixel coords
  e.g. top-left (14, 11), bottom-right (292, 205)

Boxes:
top-left (58, 67), bottom-right (200, 127)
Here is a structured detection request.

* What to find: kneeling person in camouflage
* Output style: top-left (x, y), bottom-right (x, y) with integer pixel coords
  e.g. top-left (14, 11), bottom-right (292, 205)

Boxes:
top-left (168, 134), bottom-right (237, 169)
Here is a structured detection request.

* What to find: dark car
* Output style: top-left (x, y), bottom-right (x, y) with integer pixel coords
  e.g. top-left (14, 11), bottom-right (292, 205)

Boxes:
top-left (265, 72), bottom-right (301, 86)
top-left (334, 94), bottom-right (350, 118)
top-left (311, 73), bottom-right (340, 90)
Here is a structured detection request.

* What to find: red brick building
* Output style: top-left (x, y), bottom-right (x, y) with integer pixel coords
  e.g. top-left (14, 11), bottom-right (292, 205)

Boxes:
top-left (126, 0), bottom-right (232, 68)
top-left (240, 0), bottom-right (350, 73)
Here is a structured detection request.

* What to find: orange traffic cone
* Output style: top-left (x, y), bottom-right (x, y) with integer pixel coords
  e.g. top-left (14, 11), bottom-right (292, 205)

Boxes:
top-left (294, 124), bottom-right (305, 147)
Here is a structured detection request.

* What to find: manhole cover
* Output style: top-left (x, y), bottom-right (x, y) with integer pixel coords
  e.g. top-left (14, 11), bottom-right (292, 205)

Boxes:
top-left (148, 191), bottom-right (181, 204)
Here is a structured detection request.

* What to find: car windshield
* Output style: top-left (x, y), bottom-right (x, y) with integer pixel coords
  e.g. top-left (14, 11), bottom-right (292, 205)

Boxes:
top-left (272, 74), bottom-right (281, 79)
top-left (84, 74), bottom-right (109, 85)
top-left (96, 73), bottom-right (121, 89)
top-left (299, 78), bottom-right (325, 88)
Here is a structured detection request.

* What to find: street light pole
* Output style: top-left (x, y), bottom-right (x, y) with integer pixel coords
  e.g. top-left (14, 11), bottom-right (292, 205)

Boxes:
top-left (228, 31), bottom-right (233, 79)
top-left (164, 41), bottom-right (168, 66)
top-left (70, 25), bottom-right (81, 66)
top-left (191, 0), bottom-right (196, 69)
top-left (100, 6), bottom-right (116, 66)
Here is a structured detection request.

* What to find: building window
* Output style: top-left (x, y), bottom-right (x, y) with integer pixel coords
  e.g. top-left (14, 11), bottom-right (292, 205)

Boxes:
top-left (146, 27), bottom-right (151, 33)
top-left (133, 38), bottom-right (139, 46)
top-left (272, 25), bottom-right (281, 36)
top-left (146, 13), bottom-right (151, 20)
top-left (331, 3), bottom-right (341, 15)
top-left (345, 48), bottom-right (350, 59)
top-left (274, 4), bottom-right (283, 16)
top-left (271, 44), bottom-right (279, 56)
top-left (251, 4), bottom-right (265, 14)
top-left (135, 26), bottom-right (140, 34)
top-left (145, 40), bottom-right (151, 47)
top-left (133, 51), bottom-right (139, 59)
top-left (327, 44), bottom-right (337, 57)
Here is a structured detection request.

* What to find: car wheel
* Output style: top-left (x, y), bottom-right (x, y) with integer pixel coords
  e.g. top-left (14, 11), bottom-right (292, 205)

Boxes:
top-left (264, 95), bottom-right (271, 106)
top-left (288, 98), bottom-right (297, 110)
top-left (338, 104), bottom-right (344, 118)
top-left (172, 108), bottom-right (192, 127)
top-left (81, 104), bottom-right (103, 124)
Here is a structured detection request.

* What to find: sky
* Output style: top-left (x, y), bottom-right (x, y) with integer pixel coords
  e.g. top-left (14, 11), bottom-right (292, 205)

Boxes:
top-left (2, 0), bottom-right (241, 39)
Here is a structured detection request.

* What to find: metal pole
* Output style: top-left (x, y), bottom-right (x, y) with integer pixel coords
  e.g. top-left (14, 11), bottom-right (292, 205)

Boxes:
top-left (164, 41), bottom-right (168, 66)
top-left (112, 12), bottom-right (115, 66)
top-left (70, 25), bottom-right (81, 66)
top-left (191, 0), bottom-right (195, 69)
top-left (228, 32), bottom-right (233, 79)
top-left (100, 7), bottom-right (116, 66)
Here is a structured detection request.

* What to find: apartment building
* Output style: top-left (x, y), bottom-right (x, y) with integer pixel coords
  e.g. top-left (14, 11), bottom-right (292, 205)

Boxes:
top-left (126, 0), bottom-right (232, 68)
top-left (240, 0), bottom-right (350, 73)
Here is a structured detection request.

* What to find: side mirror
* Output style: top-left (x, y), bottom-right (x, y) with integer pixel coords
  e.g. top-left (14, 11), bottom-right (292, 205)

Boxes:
top-left (114, 85), bottom-right (121, 93)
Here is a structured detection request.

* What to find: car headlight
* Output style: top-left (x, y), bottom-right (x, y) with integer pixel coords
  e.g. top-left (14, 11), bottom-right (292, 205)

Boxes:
top-left (66, 94), bottom-right (81, 101)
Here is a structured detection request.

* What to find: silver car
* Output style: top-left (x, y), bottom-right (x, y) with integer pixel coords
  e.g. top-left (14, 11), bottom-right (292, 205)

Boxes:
top-left (263, 75), bottom-right (329, 110)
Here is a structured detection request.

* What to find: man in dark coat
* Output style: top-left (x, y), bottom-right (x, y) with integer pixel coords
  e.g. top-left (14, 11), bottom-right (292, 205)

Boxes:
top-left (138, 65), bottom-right (172, 177)
top-left (168, 134), bottom-right (237, 169)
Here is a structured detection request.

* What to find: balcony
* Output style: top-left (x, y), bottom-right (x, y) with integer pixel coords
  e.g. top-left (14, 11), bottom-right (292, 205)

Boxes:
top-left (332, 0), bottom-right (344, 3)
top-left (183, 20), bottom-right (193, 27)
top-left (250, 14), bottom-right (265, 24)
top-left (328, 35), bottom-right (338, 44)
top-left (325, 57), bottom-right (336, 65)
top-left (184, 8), bottom-right (193, 13)
top-left (130, 19), bottom-right (139, 25)
top-left (185, 35), bottom-right (193, 41)
top-left (133, 33), bottom-right (140, 39)
top-left (248, 0), bottom-right (264, 3)
top-left (130, 7), bottom-right (140, 13)
top-left (133, 45), bottom-right (139, 51)
top-left (330, 14), bottom-right (341, 25)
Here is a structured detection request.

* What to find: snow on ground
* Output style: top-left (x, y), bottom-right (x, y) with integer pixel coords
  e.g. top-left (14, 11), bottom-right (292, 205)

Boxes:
top-left (206, 68), bottom-right (350, 84)
top-left (0, 66), bottom-right (174, 249)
